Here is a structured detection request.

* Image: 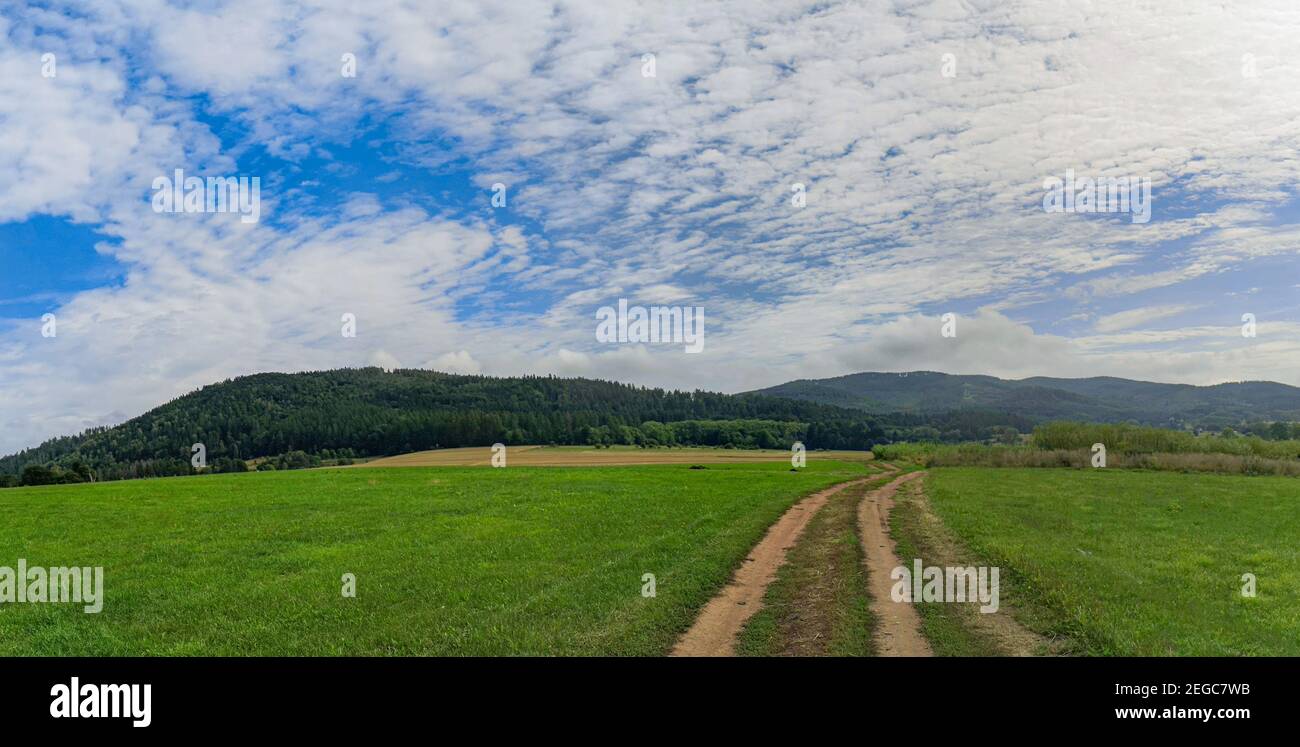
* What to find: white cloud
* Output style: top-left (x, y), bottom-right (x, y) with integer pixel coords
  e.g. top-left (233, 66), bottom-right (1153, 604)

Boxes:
top-left (426, 350), bottom-right (482, 375)
top-left (1093, 304), bottom-right (1198, 334)
top-left (369, 350), bottom-right (402, 372)
top-left (3, 1), bottom-right (1300, 455)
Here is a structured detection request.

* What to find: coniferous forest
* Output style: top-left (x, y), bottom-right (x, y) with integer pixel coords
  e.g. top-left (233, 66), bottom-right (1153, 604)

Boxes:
top-left (0, 368), bottom-right (836, 484)
top-left (0, 367), bottom-right (1041, 487)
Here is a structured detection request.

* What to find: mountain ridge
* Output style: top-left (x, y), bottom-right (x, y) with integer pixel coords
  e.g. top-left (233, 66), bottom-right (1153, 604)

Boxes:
top-left (7, 367), bottom-right (1298, 487)
top-left (747, 371), bottom-right (1300, 427)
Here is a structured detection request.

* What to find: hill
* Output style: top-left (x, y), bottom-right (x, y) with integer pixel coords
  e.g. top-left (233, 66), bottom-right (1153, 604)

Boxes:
top-left (0, 368), bottom-right (899, 484)
top-left (748, 371), bottom-right (1300, 428)
top-left (17, 367), bottom-right (1288, 488)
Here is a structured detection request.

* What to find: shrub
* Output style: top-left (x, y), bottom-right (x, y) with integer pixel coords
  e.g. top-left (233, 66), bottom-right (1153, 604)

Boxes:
top-left (1032, 421), bottom-right (1300, 459)
top-left (875, 440), bottom-right (1300, 477)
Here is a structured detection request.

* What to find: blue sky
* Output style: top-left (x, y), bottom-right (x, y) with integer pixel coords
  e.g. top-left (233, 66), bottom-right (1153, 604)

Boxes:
top-left (0, 218), bottom-right (125, 321)
top-left (1, 1), bottom-right (1299, 455)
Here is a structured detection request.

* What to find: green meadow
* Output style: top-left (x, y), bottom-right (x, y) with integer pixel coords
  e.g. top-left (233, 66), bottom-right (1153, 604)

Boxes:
top-left (5, 458), bottom-right (1296, 657)
top-left (0, 460), bottom-right (869, 656)
top-left (924, 468), bottom-right (1300, 655)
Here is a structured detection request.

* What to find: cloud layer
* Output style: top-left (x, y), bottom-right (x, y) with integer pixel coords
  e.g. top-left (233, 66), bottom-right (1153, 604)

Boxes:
top-left (2, 1), bottom-right (1299, 454)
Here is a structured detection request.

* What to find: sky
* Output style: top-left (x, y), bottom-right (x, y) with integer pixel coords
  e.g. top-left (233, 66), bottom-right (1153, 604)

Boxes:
top-left (1, 0), bottom-right (1299, 456)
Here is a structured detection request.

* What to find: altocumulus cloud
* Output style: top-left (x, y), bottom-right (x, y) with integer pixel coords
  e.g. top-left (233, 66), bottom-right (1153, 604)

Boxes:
top-left (1, 1), bottom-right (1300, 454)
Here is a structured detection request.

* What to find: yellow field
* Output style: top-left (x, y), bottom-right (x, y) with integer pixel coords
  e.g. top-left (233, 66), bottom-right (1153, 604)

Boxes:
top-left (361, 445), bottom-right (873, 468)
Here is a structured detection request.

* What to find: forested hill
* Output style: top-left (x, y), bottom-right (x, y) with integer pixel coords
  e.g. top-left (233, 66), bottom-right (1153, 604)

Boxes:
top-left (2, 368), bottom-right (919, 484)
top-left (749, 371), bottom-right (1300, 428)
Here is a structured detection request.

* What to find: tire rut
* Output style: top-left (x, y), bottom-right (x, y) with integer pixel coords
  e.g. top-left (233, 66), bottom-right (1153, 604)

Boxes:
top-left (857, 470), bottom-right (933, 656)
top-left (670, 476), bottom-right (873, 657)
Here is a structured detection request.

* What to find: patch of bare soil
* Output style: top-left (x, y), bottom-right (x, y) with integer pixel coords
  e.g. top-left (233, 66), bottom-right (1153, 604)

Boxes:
top-left (858, 470), bottom-right (933, 656)
top-left (670, 477), bottom-right (871, 657)
top-left (364, 446), bottom-right (874, 468)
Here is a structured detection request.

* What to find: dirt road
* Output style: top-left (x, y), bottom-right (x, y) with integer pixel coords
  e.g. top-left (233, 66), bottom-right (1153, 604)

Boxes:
top-left (670, 476), bottom-right (871, 656)
top-left (857, 470), bottom-right (932, 656)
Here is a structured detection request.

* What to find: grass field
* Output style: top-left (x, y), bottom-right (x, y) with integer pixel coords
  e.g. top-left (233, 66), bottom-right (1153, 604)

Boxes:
top-left (7, 453), bottom-right (1293, 657)
top-left (922, 468), bottom-right (1300, 655)
top-left (363, 445), bottom-right (873, 468)
top-left (890, 474), bottom-right (1057, 656)
top-left (0, 460), bottom-right (869, 656)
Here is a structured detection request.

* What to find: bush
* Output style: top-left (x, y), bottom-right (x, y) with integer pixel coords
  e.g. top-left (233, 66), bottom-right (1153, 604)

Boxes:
top-left (212, 457), bottom-right (250, 473)
top-left (1032, 421), bottom-right (1300, 460)
top-left (16, 464), bottom-right (90, 486)
top-left (875, 440), bottom-right (1300, 477)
